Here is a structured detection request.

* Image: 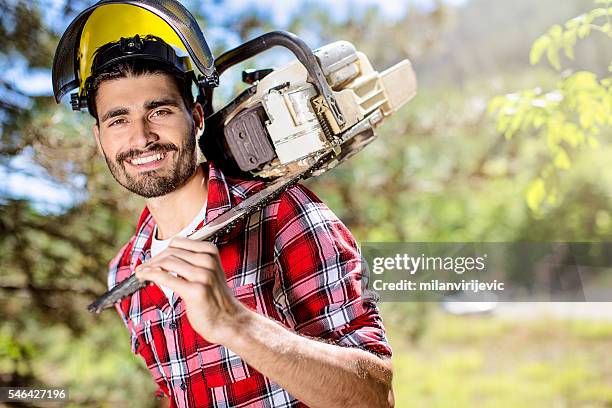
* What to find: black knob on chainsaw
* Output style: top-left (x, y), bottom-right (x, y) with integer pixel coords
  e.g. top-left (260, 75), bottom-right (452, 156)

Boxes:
top-left (242, 68), bottom-right (274, 85)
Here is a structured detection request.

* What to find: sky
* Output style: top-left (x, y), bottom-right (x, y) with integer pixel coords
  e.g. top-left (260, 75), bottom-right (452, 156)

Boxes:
top-left (10, 0), bottom-right (468, 97)
top-left (0, 148), bottom-right (86, 213)
top-left (201, 0), bottom-right (459, 27)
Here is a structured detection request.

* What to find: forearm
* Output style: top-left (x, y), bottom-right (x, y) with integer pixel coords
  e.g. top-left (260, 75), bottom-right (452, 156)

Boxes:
top-left (220, 310), bottom-right (394, 408)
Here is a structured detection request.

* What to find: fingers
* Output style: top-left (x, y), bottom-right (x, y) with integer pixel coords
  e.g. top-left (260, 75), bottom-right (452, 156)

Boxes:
top-left (169, 237), bottom-right (219, 256)
top-left (166, 238), bottom-right (222, 274)
top-left (158, 247), bottom-right (218, 270)
top-left (134, 238), bottom-right (223, 286)
top-left (139, 254), bottom-right (215, 285)
top-left (136, 266), bottom-right (194, 295)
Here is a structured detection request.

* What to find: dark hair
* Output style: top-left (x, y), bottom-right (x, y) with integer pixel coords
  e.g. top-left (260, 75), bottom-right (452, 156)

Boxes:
top-left (87, 59), bottom-right (195, 122)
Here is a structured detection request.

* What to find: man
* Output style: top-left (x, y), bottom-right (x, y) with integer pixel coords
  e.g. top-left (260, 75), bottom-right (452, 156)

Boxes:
top-left (53, 1), bottom-right (394, 407)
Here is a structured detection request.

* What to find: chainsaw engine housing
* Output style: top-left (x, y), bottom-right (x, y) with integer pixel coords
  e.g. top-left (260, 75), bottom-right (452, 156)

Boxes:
top-left (200, 31), bottom-right (417, 180)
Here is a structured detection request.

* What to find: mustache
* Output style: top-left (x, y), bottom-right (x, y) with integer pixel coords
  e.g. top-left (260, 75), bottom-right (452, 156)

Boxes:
top-left (116, 143), bottom-right (179, 163)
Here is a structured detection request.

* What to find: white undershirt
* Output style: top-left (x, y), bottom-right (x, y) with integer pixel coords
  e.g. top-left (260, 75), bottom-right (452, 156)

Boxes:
top-left (151, 200), bottom-right (208, 302)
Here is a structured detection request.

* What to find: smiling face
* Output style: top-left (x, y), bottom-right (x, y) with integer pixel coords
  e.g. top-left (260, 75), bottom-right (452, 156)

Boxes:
top-left (92, 73), bottom-right (203, 198)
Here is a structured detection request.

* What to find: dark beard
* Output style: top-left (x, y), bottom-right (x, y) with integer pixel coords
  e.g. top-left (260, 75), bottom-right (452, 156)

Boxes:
top-left (104, 126), bottom-right (198, 198)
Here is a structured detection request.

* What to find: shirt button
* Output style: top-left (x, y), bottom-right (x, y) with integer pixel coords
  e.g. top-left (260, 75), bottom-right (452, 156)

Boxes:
top-left (169, 322), bottom-right (178, 330)
top-left (180, 382), bottom-right (186, 391)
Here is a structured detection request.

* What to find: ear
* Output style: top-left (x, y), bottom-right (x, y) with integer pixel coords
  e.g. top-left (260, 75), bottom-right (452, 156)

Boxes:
top-left (192, 102), bottom-right (205, 136)
top-left (92, 123), bottom-right (104, 156)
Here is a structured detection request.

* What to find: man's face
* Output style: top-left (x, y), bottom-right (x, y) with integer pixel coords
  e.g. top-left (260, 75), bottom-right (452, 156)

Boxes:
top-left (92, 73), bottom-right (203, 198)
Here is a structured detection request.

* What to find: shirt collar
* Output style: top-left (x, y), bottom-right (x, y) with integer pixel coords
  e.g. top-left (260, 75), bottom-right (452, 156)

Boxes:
top-left (129, 161), bottom-right (232, 269)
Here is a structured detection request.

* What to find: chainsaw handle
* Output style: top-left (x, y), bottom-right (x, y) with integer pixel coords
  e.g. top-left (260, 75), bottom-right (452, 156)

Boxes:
top-left (203, 31), bottom-right (344, 127)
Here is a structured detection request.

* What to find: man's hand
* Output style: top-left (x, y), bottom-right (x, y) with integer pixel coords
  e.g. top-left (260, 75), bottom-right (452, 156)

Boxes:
top-left (134, 237), bottom-right (249, 344)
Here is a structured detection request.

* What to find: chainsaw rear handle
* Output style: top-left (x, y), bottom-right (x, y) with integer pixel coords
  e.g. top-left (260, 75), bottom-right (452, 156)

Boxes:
top-left (203, 30), bottom-right (344, 127)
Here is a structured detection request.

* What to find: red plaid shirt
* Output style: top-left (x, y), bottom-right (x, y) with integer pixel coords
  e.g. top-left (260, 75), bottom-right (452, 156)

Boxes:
top-left (108, 161), bottom-right (392, 408)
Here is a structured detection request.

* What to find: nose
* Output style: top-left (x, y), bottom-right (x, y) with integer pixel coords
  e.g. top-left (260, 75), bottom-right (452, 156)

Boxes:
top-left (129, 117), bottom-right (159, 148)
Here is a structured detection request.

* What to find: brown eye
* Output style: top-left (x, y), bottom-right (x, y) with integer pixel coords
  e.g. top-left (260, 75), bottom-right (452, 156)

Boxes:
top-left (109, 118), bottom-right (127, 127)
top-left (151, 109), bottom-right (171, 118)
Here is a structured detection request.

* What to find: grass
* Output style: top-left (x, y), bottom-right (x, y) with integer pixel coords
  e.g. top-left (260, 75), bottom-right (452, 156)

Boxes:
top-left (382, 305), bottom-right (612, 407)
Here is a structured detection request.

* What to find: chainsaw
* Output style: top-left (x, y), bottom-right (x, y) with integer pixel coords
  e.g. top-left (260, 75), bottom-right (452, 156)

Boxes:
top-left (88, 30), bottom-right (417, 313)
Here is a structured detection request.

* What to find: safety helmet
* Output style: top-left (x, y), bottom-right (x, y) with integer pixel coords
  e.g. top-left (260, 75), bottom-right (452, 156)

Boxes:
top-left (52, 0), bottom-right (218, 114)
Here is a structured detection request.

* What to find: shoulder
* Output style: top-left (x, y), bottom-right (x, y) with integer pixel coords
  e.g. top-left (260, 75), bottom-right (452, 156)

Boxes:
top-left (226, 176), bottom-right (268, 201)
top-left (279, 183), bottom-right (324, 206)
top-left (276, 182), bottom-right (336, 226)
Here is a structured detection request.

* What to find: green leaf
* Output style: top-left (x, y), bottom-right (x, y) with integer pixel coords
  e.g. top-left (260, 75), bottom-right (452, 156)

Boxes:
top-left (553, 149), bottom-right (571, 169)
top-left (547, 190), bottom-right (558, 204)
top-left (587, 136), bottom-right (600, 148)
top-left (496, 115), bottom-right (511, 137)
top-left (530, 36), bottom-right (551, 65)
top-left (487, 96), bottom-right (506, 114)
top-left (533, 113), bottom-right (546, 129)
top-left (562, 30), bottom-right (576, 59)
top-left (577, 25), bottom-right (591, 38)
top-left (506, 110), bottom-right (525, 138)
top-left (588, 8), bottom-right (611, 19)
top-left (526, 178), bottom-right (546, 212)
top-left (549, 24), bottom-right (563, 39)
top-left (579, 109), bottom-right (594, 129)
top-left (565, 16), bottom-right (582, 30)
top-left (546, 45), bottom-right (562, 70)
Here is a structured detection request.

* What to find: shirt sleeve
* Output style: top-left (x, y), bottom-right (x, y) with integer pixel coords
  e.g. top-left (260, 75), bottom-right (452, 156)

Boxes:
top-left (108, 241), bottom-right (133, 330)
top-left (273, 184), bottom-right (392, 357)
top-left (108, 246), bottom-right (172, 402)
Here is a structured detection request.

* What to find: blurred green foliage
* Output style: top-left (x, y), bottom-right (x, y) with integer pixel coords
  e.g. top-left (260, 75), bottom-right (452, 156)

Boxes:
top-left (1, 0), bottom-right (611, 406)
top-left (489, 0), bottom-right (612, 213)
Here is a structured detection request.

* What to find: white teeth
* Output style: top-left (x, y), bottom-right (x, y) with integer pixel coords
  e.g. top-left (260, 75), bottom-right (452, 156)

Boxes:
top-left (130, 153), bottom-right (165, 165)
